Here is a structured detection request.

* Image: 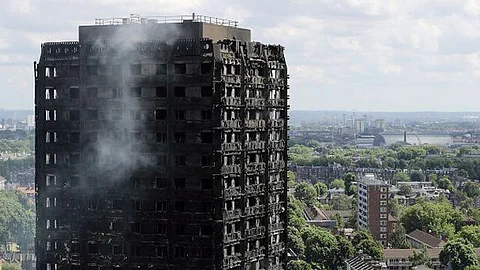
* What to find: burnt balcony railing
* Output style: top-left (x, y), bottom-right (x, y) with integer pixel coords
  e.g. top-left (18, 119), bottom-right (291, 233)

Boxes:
top-left (269, 222), bottom-right (285, 232)
top-left (222, 97), bottom-right (242, 106)
top-left (245, 119), bottom-right (266, 129)
top-left (224, 186), bottom-right (242, 197)
top-left (224, 231), bottom-right (242, 243)
top-left (269, 202), bottom-right (285, 213)
top-left (223, 75), bottom-right (241, 84)
top-left (270, 242), bottom-right (285, 255)
top-left (246, 98), bottom-right (265, 107)
top-left (246, 162), bottom-right (266, 173)
top-left (269, 181), bottom-right (284, 191)
top-left (244, 205), bottom-right (265, 216)
top-left (268, 99), bottom-right (286, 107)
top-left (245, 226), bottom-right (266, 238)
top-left (223, 254), bottom-right (242, 268)
top-left (246, 76), bottom-right (265, 85)
top-left (268, 140), bottom-right (285, 149)
top-left (223, 209), bottom-right (242, 221)
top-left (269, 161), bottom-right (286, 170)
top-left (221, 165), bottom-right (241, 174)
top-left (221, 120), bottom-right (242, 129)
top-left (245, 141), bottom-right (265, 151)
top-left (245, 246), bottom-right (265, 260)
top-left (221, 142), bottom-right (242, 152)
top-left (269, 119), bottom-right (285, 128)
top-left (245, 183), bottom-right (265, 194)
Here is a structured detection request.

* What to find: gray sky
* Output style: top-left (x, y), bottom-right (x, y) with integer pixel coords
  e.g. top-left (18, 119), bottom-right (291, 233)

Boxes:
top-left (1, 0), bottom-right (480, 111)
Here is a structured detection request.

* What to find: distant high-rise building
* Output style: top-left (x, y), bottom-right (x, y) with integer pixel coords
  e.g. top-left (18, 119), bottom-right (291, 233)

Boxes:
top-left (354, 118), bottom-right (366, 134)
top-left (27, 115), bottom-right (35, 130)
top-left (357, 174), bottom-right (390, 246)
top-left (374, 119), bottom-right (385, 130)
top-left (35, 14), bottom-right (288, 270)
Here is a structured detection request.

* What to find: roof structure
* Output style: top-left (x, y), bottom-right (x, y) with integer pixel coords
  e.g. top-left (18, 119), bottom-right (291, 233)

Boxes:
top-left (406, 230), bottom-right (446, 248)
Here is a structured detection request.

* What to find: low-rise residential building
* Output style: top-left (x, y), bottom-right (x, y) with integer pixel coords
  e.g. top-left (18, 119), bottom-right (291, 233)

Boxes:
top-left (406, 230), bottom-right (446, 249)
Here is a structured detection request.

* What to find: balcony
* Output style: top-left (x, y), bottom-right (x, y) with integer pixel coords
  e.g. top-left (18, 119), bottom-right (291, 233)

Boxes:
top-left (221, 165), bottom-right (241, 175)
top-left (245, 226), bottom-right (266, 238)
top-left (269, 182), bottom-right (284, 191)
top-left (270, 242), bottom-right (285, 255)
top-left (244, 205), bottom-right (265, 216)
top-left (223, 75), bottom-right (241, 85)
top-left (246, 76), bottom-right (265, 85)
top-left (269, 222), bottom-right (285, 232)
top-left (268, 99), bottom-right (286, 107)
top-left (222, 142), bottom-right (242, 152)
top-left (269, 161), bottom-right (286, 170)
top-left (246, 98), bottom-right (265, 107)
top-left (245, 119), bottom-right (266, 129)
top-left (224, 231), bottom-right (242, 243)
top-left (223, 254), bottom-right (242, 268)
top-left (224, 186), bottom-right (242, 197)
top-left (268, 140), bottom-right (285, 149)
top-left (245, 141), bottom-right (265, 151)
top-left (269, 119), bottom-right (284, 128)
top-left (223, 209), bottom-right (242, 221)
top-left (222, 97), bottom-right (242, 106)
top-left (269, 202), bottom-right (285, 213)
top-left (245, 246), bottom-right (265, 260)
top-left (221, 120), bottom-right (242, 129)
top-left (246, 162), bottom-right (266, 173)
top-left (245, 183), bottom-right (265, 194)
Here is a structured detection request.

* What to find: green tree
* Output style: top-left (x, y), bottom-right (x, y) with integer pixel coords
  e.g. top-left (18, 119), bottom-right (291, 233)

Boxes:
top-left (409, 249), bottom-right (430, 267)
top-left (1, 263), bottom-right (21, 270)
top-left (397, 184), bottom-right (413, 196)
top-left (288, 226), bottom-right (306, 259)
top-left (344, 173), bottom-right (357, 196)
top-left (294, 183), bottom-right (317, 205)
top-left (302, 226), bottom-right (338, 269)
top-left (288, 171), bottom-right (296, 187)
top-left (428, 173), bottom-right (438, 186)
top-left (439, 239), bottom-right (479, 270)
top-left (410, 171), bottom-right (425, 182)
top-left (438, 176), bottom-right (455, 192)
top-left (357, 239), bottom-right (384, 260)
top-left (314, 182), bottom-right (328, 197)
top-left (390, 224), bottom-right (411, 249)
top-left (393, 172), bottom-right (410, 184)
top-left (287, 260), bottom-right (312, 270)
top-left (456, 225), bottom-right (480, 248)
top-left (335, 235), bottom-right (355, 265)
top-left (330, 179), bottom-right (345, 190)
top-left (462, 182), bottom-right (480, 198)
top-left (330, 194), bottom-right (354, 210)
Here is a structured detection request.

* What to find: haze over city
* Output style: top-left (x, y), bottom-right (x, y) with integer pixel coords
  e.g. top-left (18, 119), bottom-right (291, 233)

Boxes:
top-left (1, 0), bottom-right (480, 111)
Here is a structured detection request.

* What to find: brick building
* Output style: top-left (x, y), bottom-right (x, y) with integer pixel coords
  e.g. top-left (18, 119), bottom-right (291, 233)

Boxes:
top-left (35, 14), bottom-right (288, 270)
top-left (357, 174), bottom-right (390, 245)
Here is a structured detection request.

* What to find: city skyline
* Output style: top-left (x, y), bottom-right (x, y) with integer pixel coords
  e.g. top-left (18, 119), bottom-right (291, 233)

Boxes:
top-left (1, 0), bottom-right (480, 111)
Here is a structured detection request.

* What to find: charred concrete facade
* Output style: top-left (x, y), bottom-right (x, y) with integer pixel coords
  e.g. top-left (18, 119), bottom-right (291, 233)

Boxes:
top-left (35, 15), bottom-right (288, 270)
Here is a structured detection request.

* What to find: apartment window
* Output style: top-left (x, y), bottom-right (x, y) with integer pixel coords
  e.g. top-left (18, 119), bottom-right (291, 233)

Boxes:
top-left (68, 132), bottom-right (79, 144)
top-left (175, 225), bottom-right (186, 235)
top-left (174, 132), bottom-right (185, 143)
top-left (201, 62), bottom-right (212, 74)
top-left (174, 63), bottom-right (186, 74)
top-left (156, 132), bottom-right (167, 143)
top-left (201, 86), bottom-right (213, 97)
top-left (155, 109), bottom-right (167, 120)
top-left (156, 86), bottom-right (166, 97)
top-left (156, 201), bottom-right (167, 212)
top-left (174, 87), bottom-right (185, 97)
top-left (175, 110), bottom-right (185, 120)
top-left (200, 225), bottom-right (212, 236)
top-left (87, 87), bottom-right (98, 98)
top-left (130, 87), bottom-right (141, 98)
top-left (380, 220), bottom-right (387, 226)
top-left (157, 155), bottom-right (167, 166)
top-left (380, 187), bottom-right (387, 192)
top-left (201, 178), bottom-right (212, 189)
top-left (131, 222), bottom-right (141, 233)
top-left (69, 153), bottom-right (80, 165)
top-left (45, 110), bottom-right (57, 121)
top-left (69, 110), bottom-right (80, 121)
top-left (88, 132), bottom-right (98, 142)
top-left (45, 153), bottom-right (57, 165)
top-left (112, 87), bottom-right (123, 98)
top-left (380, 201), bottom-right (387, 206)
top-left (130, 132), bottom-right (142, 143)
top-left (156, 64), bottom-right (166, 75)
top-left (175, 178), bottom-right (185, 189)
top-left (87, 65), bottom-right (98, 76)
top-left (380, 234), bottom-right (387, 239)
top-left (113, 245), bottom-right (122, 255)
top-left (46, 131), bottom-right (57, 143)
top-left (87, 109), bottom-right (98, 120)
top-left (175, 201), bottom-right (185, 212)
top-left (175, 156), bottom-right (186, 166)
top-left (380, 194), bottom-right (387, 199)
top-left (112, 200), bottom-right (123, 210)
top-left (70, 176), bottom-right (80, 187)
top-left (201, 132), bottom-right (213, 143)
top-left (46, 175), bottom-right (56, 186)
top-left (157, 224), bottom-right (167, 234)
top-left (380, 227), bottom-right (387, 232)
top-left (155, 177), bottom-right (166, 188)
top-left (201, 248), bottom-right (212, 259)
top-left (112, 109), bottom-right (123, 120)
top-left (46, 264), bottom-right (58, 270)
top-left (380, 207), bottom-right (387, 212)
top-left (201, 110), bottom-right (212, 120)
top-left (380, 214), bottom-right (387, 219)
top-left (69, 87), bottom-right (79, 98)
top-left (45, 88), bottom-right (58, 100)
top-left (130, 110), bottom-right (141, 120)
top-left (157, 246), bottom-right (167, 257)
top-left (202, 202), bottom-right (212, 212)
top-left (130, 64), bottom-right (141, 75)
top-left (45, 66), bottom-right (57, 78)
top-left (201, 156), bottom-right (212, 166)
